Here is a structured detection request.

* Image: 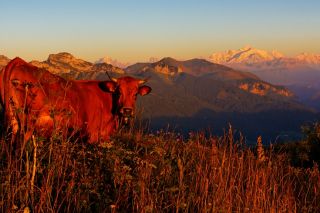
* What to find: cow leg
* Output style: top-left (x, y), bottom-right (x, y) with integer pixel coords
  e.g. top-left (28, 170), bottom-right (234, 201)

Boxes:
top-left (5, 110), bottom-right (20, 144)
top-left (11, 117), bottom-right (19, 135)
top-left (10, 117), bottom-right (19, 141)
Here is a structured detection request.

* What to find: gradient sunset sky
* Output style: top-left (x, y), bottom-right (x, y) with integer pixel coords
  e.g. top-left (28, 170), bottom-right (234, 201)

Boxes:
top-left (1, 0), bottom-right (319, 63)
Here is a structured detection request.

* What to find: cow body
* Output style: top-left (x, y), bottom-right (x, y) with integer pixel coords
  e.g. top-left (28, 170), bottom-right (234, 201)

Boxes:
top-left (0, 57), bottom-right (151, 143)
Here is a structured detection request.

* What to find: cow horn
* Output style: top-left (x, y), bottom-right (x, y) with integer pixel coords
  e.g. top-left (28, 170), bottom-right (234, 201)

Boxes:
top-left (139, 77), bottom-right (150, 84)
top-left (111, 77), bottom-right (118, 82)
top-left (105, 71), bottom-right (112, 81)
top-left (138, 80), bottom-right (146, 84)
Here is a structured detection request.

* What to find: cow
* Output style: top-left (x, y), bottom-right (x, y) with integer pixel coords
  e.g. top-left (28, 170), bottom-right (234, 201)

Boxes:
top-left (0, 57), bottom-right (151, 144)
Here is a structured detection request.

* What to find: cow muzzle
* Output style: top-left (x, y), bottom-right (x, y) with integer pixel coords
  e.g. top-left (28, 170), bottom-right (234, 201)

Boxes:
top-left (120, 108), bottom-right (134, 125)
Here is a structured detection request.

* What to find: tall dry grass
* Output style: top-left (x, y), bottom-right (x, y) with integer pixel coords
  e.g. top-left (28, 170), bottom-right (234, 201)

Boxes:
top-left (1, 126), bottom-right (320, 212)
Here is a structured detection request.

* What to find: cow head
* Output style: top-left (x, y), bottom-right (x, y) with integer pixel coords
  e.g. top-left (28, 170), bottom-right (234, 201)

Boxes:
top-left (100, 76), bottom-right (151, 125)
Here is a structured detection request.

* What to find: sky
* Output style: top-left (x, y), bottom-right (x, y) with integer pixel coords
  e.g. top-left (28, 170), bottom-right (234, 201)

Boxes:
top-left (0, 0), bottom-right (319, 63)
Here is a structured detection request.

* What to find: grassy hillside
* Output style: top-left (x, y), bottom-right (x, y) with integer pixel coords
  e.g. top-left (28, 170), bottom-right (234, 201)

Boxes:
top-left (1, 126), bottom-right (320, 212)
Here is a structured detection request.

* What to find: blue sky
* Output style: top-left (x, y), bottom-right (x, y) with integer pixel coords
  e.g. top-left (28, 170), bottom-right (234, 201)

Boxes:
top-left (0, 0), bottom-right (319, 62)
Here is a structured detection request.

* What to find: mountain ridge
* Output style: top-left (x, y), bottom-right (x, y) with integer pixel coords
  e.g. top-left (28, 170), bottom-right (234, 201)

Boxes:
top-left (28, 52), bottom-right (125, 74)
top-left (0, 52), bottom-right (298, 100)
top-left (209, 46), bottom-right (320, 66)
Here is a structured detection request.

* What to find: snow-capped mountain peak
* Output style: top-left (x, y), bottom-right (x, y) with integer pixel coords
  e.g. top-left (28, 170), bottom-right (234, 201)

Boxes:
top-left (295, 53), bottom-right (320, 65)
top-left (95, 56), bottom-right (130, 68)
top-left (209, 46), bottom-right (284, 64)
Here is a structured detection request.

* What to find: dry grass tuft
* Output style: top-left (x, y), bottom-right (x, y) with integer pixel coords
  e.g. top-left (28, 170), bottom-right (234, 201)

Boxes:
top-left (0, 126), bottom-right (320, 212)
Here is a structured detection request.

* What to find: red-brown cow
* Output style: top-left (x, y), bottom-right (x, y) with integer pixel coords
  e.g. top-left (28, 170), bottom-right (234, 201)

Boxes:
top-left (0, 57), bottom-right (151, 143)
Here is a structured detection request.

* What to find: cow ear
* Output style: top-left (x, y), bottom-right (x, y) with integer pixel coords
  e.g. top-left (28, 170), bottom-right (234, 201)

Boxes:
top-left (99, 81), bottom-right (117, 93)
top-left (138, 85), bottom-right (151, 96)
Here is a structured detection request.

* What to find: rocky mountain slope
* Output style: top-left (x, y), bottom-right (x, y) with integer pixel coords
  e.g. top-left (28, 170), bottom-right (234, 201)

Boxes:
top-left (29, 52), bottom-right (125, 74)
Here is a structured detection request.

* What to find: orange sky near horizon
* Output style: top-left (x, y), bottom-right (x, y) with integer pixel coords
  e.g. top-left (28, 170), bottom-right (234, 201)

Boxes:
top-left (0, 0), bottom-right (319, 63)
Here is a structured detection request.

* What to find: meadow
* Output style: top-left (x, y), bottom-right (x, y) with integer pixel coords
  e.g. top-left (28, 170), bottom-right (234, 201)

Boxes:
top-left (1, 124), bottom-right (320, 212)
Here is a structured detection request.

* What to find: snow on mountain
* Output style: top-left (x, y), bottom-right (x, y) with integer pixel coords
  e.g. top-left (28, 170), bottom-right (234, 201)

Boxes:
top-left (95, 56), bottom-right (130, 68)
top-left (296, 53), bottom-right (320, 63)
top-left (209, 46), bottom-right (320, 68)
top-left (209, 46), bottom-right (284, 64)
top-left (295, 53), bottom-right (320, 68)
top-left (208, 46), bottom-right (320, 86)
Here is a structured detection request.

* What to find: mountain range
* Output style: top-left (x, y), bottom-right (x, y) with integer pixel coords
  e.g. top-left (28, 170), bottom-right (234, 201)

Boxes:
top-left (209, 46), bottom-right (320, 69)
top-left (209, 46), bottom-right (320, 110)
top-left (0, 52), bottom-right (318, 142)
top-left (208, 46), bottom-right (320, 86)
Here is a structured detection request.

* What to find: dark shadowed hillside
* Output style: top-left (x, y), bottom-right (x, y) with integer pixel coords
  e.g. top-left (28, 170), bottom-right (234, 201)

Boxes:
top-left (288, 84), bottom-right (320, 111)
top-left (131, 70), bottom-right (315, 142)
